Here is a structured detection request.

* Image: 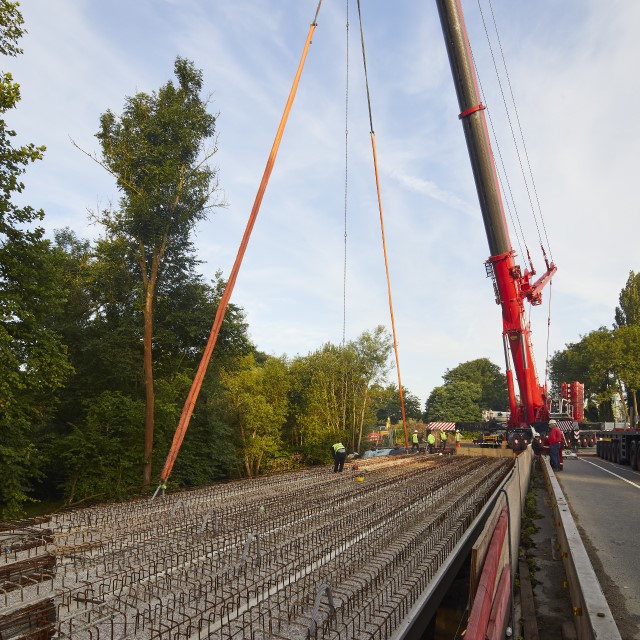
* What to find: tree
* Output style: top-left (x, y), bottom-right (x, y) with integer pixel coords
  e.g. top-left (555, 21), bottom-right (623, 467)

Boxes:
top-left (286, 327), bottom-right (393, 460)
top-left (218, 354), bottom-right (289, 477)
top-left (375, 384), bottom-right (422, 424)
top-left (348, 326), bottom-right (393, 451)
top-left (549, 328), bottom-right (620, 422)
top-left (94, 57), bottom-right (221, 488)
top-left (0, 2), bottom-right (73, 518)
top-left (442, 358), bottom-right (508, 410)
top-left (615, 325), bottom-right (640, 423)
top-left (287, 344), bottom-right (348, 462)
top-left (46, 231), bottom-right (253, 501)
top-left (424, 381), bottom-right (482, 421)
top-left (615, 271), bottom-right (640, 327)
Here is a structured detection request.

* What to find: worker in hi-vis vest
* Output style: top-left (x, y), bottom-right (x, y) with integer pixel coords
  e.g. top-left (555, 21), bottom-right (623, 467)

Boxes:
top-left (411, 430), bottom-right (420, 451)
top-left (330, 441), bottom-right (347, 473)
top-left (440, 430), bottom-right (448, 450)
top-left (427, 431), bottom-right (436, 454)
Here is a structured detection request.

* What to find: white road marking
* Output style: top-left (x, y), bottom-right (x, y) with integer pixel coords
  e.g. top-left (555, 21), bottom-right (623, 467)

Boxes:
top-left (580, 458), bottom-right (640, 489)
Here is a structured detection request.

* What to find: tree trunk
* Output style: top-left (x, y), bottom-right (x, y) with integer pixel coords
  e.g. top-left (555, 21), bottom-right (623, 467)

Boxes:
top-left (142, 281), bottom-right (155, 489)
top-left (142, 251), bottom-right (161, 489)
top-left (357, 385), bottom-right (369, 453)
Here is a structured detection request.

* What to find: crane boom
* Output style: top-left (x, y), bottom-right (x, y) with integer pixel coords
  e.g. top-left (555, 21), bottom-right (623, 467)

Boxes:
top-left (435, 0), bottom-right (557, 427)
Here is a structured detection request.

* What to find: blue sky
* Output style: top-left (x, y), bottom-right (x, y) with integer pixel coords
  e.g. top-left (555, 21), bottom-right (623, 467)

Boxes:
top-left (6, 0), bottom-right (640, 406)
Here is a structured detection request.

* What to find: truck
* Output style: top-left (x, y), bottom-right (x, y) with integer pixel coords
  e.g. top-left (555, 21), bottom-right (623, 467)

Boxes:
top-left (596, 426), bottom-right (640, 470)
top-left (435, 0), bottom-right (582, 452)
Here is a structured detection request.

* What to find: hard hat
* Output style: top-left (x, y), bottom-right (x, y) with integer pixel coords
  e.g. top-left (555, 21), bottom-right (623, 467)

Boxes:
top-left (414, 430), bottom-right (418, 433)
top-left (549, 419), bottom-right (557, 425)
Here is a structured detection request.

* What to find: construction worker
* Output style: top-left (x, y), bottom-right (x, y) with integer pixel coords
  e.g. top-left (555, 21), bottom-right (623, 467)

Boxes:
top-left (547, 420), bottom-right (563, 471)
top-left (455, 429), bottom-right (462, 448)
top-left (440, 430), bottom-right (448, 451)
top-left (330, 441), bottom-right (347, 473)
top-left (427, 431), bottom-right (436, 454)
top-left (411, 430), bottom-right (420, 451)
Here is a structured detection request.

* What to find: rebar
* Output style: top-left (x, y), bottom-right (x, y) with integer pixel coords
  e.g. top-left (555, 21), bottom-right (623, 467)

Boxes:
top-left (0, 455), bottom-right (511, 639)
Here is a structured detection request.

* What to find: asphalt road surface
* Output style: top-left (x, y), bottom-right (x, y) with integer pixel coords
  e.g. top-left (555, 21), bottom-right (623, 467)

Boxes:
top-left (558, 454), bottom-right (640, 640)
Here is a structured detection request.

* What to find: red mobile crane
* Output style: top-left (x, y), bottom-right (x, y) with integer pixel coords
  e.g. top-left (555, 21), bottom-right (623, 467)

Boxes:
top-left (435, 0), bottom-right (557, 448)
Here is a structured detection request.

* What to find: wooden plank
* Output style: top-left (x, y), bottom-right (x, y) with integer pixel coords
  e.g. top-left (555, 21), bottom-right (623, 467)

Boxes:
top-left (470, 502), bottom-right (503, 604)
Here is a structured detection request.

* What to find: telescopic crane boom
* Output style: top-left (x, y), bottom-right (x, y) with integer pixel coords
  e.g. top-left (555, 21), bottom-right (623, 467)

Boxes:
top-left (435, 0), bottom-right (557, 427)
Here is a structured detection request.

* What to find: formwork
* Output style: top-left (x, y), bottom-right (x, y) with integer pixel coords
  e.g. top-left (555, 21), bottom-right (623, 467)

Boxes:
top-left (1, 454), bottom-right (511, 639)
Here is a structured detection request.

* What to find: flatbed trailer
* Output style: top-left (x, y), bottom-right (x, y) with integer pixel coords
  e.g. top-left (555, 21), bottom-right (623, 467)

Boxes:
top-left (596, 428), bottom-right (640, 469)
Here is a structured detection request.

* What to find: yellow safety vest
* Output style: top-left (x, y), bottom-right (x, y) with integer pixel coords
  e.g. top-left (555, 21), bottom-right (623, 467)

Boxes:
top-left (332, 442), bottom-right (345, 453)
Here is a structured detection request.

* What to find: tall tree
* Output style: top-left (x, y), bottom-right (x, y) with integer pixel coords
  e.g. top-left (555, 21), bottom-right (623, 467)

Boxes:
top-left (0, 2), bottom-right (73, 517)
top-left (374, 384), bottom-right (422, 424)
top-left (442, 358), bottom-right (508, 410)
top-left (424, 381), bottom-right (482, 422)
top-left (95, 57), bottom-right (221, 488)
top-left (615, 271), bottom-right (640, 327)
top-left (286, 327), bottom-right (393, 460)
top-left (348, 326), bottom-right (393, 452)
top-left (549, 328), bottom-right (620, 421)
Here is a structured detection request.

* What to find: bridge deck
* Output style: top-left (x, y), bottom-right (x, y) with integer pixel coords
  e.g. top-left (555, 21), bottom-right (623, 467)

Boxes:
top-left (1, 455), bottom-right (512, 639)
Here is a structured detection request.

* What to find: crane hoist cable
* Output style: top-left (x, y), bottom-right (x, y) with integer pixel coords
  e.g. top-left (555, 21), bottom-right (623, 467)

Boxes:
top-left (356, 0), bottom-right (409, 451)
top-left (341, 0), bottom-right (349, 441)
top-left (477, 0), bottom-right (554, 265)
top-left (152, 0), bottom-right (325, 498)
top-left (485, 0), bottom-right (553, 264)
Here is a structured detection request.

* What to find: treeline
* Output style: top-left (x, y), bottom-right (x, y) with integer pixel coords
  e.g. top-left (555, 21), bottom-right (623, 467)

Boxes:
top-left (549, 271), bottom-right (640, 423)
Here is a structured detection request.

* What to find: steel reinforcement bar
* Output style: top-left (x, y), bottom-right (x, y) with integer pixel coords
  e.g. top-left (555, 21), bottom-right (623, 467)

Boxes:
top-left (0, 455), bottom-right (511, 639)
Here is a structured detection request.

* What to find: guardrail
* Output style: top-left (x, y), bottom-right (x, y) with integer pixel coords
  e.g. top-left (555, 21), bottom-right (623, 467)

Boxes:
top-left (541, 456), bottom-right (621, 640)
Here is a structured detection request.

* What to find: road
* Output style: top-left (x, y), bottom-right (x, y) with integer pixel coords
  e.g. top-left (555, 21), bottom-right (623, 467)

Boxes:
top-left (558, 454), bottom-right (640, 640)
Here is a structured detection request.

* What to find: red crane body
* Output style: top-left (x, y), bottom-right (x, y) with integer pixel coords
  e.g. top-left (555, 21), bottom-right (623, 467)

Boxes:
top-left (435, 0), bottom-right (557, 428)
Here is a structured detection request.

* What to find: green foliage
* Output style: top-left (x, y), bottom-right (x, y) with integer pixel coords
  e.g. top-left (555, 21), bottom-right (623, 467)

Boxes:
top-left (55, 392), bottom-right (145, 505)
top-left (550, 270), bottom-right (640, 420)
top-left (442, 358), bottom-right (508, 410)
top-left (0, 3), bottom-right (73, 518)
top-left (615, 271), bottom-right (640, 327)
top-left (422, 357), bottom-right (506, 422)
top-left (374, 384), bottom-right (422, 424)
top-left (549, 327), bottom-right (622, 419)
top-left (285, 327), bottom-right (394, 460)
top-left (424, 380), bottom-right (482, 421)
top-left (217, 354), bottom-right (289, 477)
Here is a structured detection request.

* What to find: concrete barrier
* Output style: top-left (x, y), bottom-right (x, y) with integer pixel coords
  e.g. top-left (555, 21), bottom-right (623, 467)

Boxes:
top-left (541, 456), bottom-right (621, 640)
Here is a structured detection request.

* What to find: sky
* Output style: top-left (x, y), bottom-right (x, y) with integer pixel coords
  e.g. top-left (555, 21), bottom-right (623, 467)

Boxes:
top-left (5, 0), bottom-right (640, 407)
